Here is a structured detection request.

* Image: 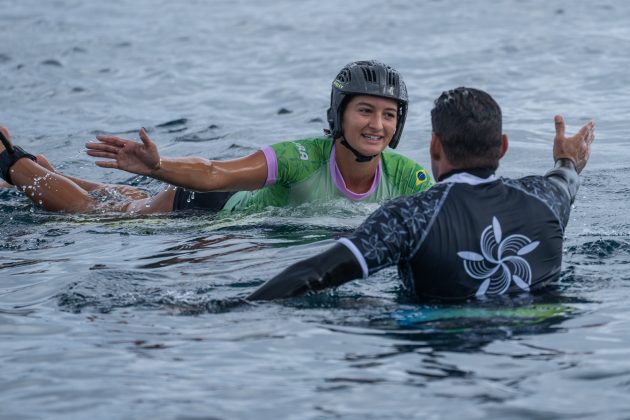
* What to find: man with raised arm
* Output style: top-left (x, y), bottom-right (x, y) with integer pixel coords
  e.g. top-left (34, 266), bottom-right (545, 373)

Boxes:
top-left (248, 87), bottom-right (595, 301)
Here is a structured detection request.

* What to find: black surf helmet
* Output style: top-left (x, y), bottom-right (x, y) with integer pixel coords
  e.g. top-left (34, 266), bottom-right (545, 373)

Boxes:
top-left (327, 60), bottom-right (408, 149)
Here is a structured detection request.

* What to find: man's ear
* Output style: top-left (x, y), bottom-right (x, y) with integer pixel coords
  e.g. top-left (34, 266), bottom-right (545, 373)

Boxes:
top-left (430, 132), bottom-right (442, 161)
top-left (499, 134), bottom-right (509, 159)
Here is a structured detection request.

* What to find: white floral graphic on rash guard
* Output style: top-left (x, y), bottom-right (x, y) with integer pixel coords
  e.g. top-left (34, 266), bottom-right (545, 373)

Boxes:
top-left (457, 217), bottom-right (539, 297)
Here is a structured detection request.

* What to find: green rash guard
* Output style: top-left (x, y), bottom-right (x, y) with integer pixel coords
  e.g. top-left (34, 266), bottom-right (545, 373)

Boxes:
top-left (220, 137), bottom-right (433, 213)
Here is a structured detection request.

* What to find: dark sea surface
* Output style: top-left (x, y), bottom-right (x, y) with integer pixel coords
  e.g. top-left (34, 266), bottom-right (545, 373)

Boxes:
top-left (1, 0), bottom-right (630, 419)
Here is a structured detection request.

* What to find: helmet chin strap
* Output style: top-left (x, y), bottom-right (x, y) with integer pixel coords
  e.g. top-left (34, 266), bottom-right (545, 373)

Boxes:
top-left (339, 137), bottom-right (376, 163)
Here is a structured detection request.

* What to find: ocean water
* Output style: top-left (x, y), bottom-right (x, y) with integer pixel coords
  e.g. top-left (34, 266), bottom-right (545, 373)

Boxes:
top-left (1, 0), bottom-right (630, 419)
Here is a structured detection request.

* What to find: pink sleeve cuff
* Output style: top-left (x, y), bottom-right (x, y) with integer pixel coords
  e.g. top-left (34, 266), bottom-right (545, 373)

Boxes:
top-left (262, 146), bottom-right (278, 187)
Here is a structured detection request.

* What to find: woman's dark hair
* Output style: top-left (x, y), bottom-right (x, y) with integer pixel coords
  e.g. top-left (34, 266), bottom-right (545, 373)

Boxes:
top-left (430, 87), bottom-right (503, 170)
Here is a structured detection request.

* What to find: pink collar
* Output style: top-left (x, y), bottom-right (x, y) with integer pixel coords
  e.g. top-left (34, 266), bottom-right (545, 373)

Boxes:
top-left (329, 146), bottom-right (381, 200)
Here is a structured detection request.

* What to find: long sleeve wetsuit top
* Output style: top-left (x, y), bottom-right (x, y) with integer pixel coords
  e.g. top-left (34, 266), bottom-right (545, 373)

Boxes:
top-left (248, 160), bottom-right (579, 301)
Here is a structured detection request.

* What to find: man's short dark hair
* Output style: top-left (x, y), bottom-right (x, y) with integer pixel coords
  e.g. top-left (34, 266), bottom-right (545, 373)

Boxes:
top-left (430, 87), bottom-right (503, 170)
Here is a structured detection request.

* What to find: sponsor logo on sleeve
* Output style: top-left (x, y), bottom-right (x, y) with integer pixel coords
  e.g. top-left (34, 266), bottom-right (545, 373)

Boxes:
top-left (293, 142), bottom-right (309, 161)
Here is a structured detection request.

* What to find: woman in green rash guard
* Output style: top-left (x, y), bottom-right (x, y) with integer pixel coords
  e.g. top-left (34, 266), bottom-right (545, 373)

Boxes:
top-left (0, 60), bottom-right (432, 215)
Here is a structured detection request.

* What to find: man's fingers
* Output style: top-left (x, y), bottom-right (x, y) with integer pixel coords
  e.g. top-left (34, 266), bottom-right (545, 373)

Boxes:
top-left (554, 115), bottom-right (565, 139)
top-left (573, 121), bottom-right (595, 144)
top-left (585, 121), bottom-right (595, 144)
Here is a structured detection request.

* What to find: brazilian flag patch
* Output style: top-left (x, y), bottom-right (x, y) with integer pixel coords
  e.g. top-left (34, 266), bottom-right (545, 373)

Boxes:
top-left (415, 169), bottom-right (429, 186)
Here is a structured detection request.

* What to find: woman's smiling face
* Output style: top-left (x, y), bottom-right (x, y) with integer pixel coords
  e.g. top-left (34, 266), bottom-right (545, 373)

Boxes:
top-left (340, 95), bottom-right (398, 157)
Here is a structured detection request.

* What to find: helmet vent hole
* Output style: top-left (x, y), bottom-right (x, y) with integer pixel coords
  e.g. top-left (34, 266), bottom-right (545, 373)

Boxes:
top-left (338, 69), bottom-right (352, 83)
top-left (388, 71), bottom-right (399, 88)
top-left (361, 67), bottom-right (377, 83)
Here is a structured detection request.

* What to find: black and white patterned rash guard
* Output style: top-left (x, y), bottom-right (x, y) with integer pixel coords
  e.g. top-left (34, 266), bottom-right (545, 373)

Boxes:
top-left (247, 161), bottom-right (579, 301)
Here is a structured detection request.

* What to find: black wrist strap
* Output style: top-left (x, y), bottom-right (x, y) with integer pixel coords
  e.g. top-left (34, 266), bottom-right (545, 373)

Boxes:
top-left (0, 132), bottom-right (37, 184)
